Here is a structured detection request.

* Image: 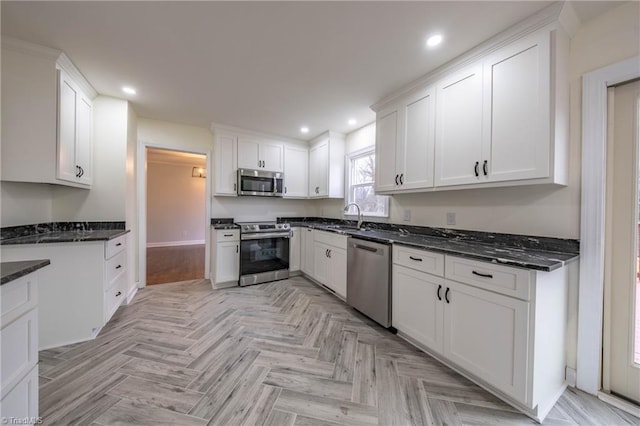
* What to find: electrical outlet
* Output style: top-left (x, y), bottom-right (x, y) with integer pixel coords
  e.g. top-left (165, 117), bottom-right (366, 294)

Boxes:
top-left (446, 212), bottom-right (456, 226)
top-left (403, 209), bottom-right (411, 222)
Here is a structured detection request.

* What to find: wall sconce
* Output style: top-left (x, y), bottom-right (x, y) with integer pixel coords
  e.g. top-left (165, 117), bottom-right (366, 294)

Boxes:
top-left (192, 166), bottom-right (206, 178)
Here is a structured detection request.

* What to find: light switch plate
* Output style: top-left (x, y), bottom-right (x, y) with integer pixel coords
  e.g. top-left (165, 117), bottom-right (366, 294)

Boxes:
top-left (403, 209), bottom-right (411, 221)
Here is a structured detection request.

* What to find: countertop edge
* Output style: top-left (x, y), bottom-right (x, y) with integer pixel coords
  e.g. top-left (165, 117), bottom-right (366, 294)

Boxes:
top-left (1, 259), bottom-right (51, 285)
top-left (0, 229), bottom-right (130, 245)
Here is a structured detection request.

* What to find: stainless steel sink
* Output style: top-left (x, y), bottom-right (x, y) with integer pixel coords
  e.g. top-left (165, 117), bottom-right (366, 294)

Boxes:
top-left (321, 224), bottom-right (366, 231)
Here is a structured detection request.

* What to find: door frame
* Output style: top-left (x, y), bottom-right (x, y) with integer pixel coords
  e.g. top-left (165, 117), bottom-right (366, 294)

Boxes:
top-left (578, 55), bottom-right (640, 395)
top-left (137, 140), bottom-right (212, 288)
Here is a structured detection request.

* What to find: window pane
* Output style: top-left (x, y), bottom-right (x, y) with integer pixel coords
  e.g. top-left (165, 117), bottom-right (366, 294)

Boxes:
top-left (353, 184), bottom-right (387, 215)
top-left (352, 154), bottom-right (375, 184)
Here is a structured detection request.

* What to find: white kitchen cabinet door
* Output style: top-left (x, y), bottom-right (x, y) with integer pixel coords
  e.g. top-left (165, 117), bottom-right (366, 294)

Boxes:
top-left (260, 141), bottom-right (284, 172)
top-left (401, 87), bottom-right (435, 190)
top-left (374, 108), bottom-right (400, 192)
top-left (57, 71), bottom-right (78, 183)
top-left (434, 64), bottom-right (485, 187)
top-left (289, 228), bottom-right (301, 272)
top-left (301, 228), bottom-right (315, 277)
top-left (392, 265), bottom-right (445, 353)
top-left (443, 280), bottom-right (529, 403)
top-left (329, 247), bottom-right (347, 299)
top-left (214, 132), bottom-right (238, 196)
top-left (283, 145), bottom-right (308, 198)
top-left (0, 365), bottom-right (38, 422)
top-left (75, 94), bottom-right (93, 185)
top-left (313, 242), bottom-right (331, 287)
top-left (483, 31), bottom-right (550, 183)
top-left (215, 241), bottom-right (240, 284)
top-left (309, 139), bottom-right (329, 197)
top-left (237, 137), bottom-right (261, 170)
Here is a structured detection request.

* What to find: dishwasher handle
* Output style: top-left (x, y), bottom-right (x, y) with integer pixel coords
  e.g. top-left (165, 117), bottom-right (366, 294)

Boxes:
top-left (352, 243), bottom-right (379, 253)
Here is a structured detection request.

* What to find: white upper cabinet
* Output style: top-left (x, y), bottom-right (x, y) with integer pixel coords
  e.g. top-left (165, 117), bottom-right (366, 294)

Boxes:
top-left (483, 31), bottom-right (551, 183)
top-left (376, 86), bottom-right (436, 194)
top-left (1, 39), bottom-right (96, 188)
top-left (213, 131), bottom-right (238, 196)
top-left (237, 137), bottom-right (283, 172)
top-left (57, 68), bottom-right (93, 186)
top-left (283, 144), bottom-right (308, 198)
top-left (308, 131), bottom-right (345, 198)
top-left (434, 64), bottom-right (485, 187)
top-left (372, 20), bottom-right (569, 193)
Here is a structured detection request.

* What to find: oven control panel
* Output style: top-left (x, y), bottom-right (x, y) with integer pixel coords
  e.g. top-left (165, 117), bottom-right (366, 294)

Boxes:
top-left (239, 223), bottom-right (291, 234)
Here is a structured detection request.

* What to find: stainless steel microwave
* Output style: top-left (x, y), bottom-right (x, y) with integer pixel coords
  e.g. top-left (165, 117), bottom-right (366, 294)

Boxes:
top-left (237, 169), bottom-right (284, 197)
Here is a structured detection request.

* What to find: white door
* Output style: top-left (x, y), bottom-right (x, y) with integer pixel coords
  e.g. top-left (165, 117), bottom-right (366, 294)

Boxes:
top-left (604, 80), bottom-right (640, 404)
top-left (392, 265), bottom-right (445, 353)
top-left (374, 108), bottom-right (400, 192)
top-left (57, 70), bottom-right (78, 183)
top-left (214, 133), bottom-right (238, 196)
top-left (260, 142), bottom-right (284, 172)
top-left (237, 137), bottom-right (261, 170)
top-left (215, 241), bottom-right (239, 283)
top-left (402, 87), bottom-right (436, 190)
top-left (301, 228), bottom-right (315, 277)
top-left (434, 64), bottom-right (484, 187)
top-left (289, 228), bottom-right (301, 272)
top-left (283, 145), bottom-right (308, 197)
top-left (484, 32), bottom-right (550, 183)
top-left (309, 141), bottom-right (328, 197)
top-left (75, 94), bottom-right (93, 185)
top-left (330, 247), bottom-right (347, 299)
top-left (443, 280), bottom-right (529, 403)
top-left (313, 242), bottom-right (330, 287)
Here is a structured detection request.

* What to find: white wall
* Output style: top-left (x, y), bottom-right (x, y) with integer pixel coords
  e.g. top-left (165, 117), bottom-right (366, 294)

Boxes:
top-left (147, 161), bottom-right (206, 245)
top-left (52, 96), bottom-right (128, 221)
top-left (125, 104), bottom-right (139, 291)
top-left (0, 182), bottom-right (53, 226)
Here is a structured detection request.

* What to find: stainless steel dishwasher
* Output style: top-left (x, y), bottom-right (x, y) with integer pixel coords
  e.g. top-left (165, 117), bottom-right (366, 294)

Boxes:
top-left (346, 237), bottom-right (391, 328)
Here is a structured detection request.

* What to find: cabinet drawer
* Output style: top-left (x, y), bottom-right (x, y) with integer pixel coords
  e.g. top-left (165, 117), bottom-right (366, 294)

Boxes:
top-left (105, 235), bottom-right (126, 259)
top-left (105, 284), bottom-right (125, 322)
top-left (216, 229), bottom-right (239, 242)
top-left (105, 250), bottom-right (126, 288)
top-left (445, 256), bottom-right (532, 300)
top-left (0, 308), bottom-right (38, 399)
top-left (1, 274), bottom-right (38, 328)
top-left (0, 364), bottom-right (38, 420)
top-left (393, 245), bottom-right (444, 277)
top-left (314, 230), bottom-right (347, 250)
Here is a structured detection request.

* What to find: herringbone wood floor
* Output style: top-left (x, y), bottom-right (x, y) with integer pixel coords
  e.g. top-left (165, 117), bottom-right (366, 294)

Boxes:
top-left (39, 277), bottom-right (638, 425)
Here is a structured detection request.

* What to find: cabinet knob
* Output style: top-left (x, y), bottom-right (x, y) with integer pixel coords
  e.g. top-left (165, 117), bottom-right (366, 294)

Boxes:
top-left (236, 244), bottom-right (239, 253)
top-left (395, 174), bottom-right (399, 185)
top-left (483, 160), bottom-right (488, 176)
top-left (437, 284), bottom-right (442, 301)
top-left (115, 265), bottom-right (122, 269)
top-left (399, 174), bottom-right (404, 185)
top-left (116, 291), bottom-right (122, 297)
top-left (116, 243), bottom-right (122, 247)
top-left (474, 161), bottom-right (479, 177)
top-left (445, 287), bottom-right (450, 304)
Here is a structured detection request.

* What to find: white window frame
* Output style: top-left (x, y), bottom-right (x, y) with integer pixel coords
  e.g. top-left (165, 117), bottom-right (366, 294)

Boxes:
top-left (344, 146), bottom-right (389, 218)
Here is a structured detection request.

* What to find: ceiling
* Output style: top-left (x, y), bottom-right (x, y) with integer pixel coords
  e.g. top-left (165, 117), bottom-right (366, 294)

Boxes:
top-left (1, 1), bottom-right (624, 141)
top-left (147, 148), bottom-right (206, 167)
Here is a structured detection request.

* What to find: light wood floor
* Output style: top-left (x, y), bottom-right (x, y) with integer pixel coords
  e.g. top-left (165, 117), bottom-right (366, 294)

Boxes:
top-left (39, 277), bottom-right (639, 425)
top-left (146, 244), bottom-right (205, 285)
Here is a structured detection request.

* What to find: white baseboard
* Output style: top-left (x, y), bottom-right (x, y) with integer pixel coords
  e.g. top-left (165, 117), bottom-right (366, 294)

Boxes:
top-left (565, 366), bottom-right (577, 387)
top-left (147, 240), bottom-right (205, 248)
top-left (125, 285), bottom-right (139, 304)
top-left (598, 391), bottom-right (640, 418)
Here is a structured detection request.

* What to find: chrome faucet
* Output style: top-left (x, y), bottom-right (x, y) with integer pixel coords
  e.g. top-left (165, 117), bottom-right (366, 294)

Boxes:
top-left (344, 202), bottom-right (363, 229)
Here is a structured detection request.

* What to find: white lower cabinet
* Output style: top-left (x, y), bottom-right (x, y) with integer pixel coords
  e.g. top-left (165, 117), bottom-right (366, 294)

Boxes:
top-left (307, 230), bottom-right (347, 299)
top-left (1, 236), bottom-right (128, 349)
top-left (300, 228), bottom-right (315, 277)
top-left (391, 246), bottom-right (571, 422)
top-left (210, 229), bottom-right (240, 288)
top-left (1, 268), bottom-right (43, 423)
top-left (392, 265), bottom-right (444, 353)
top-left (289, 228), bottom-right (301, 272)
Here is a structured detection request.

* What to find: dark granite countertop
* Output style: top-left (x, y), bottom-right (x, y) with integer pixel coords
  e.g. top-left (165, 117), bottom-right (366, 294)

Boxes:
top-left (280, 217), bottom-right (579, 272)
top-left (1, 229), bottom-right (130, 245)
top-left (211, 218), bottom-right (240, 230)
top-left (1, 259), bottom-right (50, 285)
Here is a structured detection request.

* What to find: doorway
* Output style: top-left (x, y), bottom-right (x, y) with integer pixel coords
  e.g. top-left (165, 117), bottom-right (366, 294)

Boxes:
top-left (603, 79), bottom-right (640, 405)
top-left (146, 148), bottom-right (207, 285)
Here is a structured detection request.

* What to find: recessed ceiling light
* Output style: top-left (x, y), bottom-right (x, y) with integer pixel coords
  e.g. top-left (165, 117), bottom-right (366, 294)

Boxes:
top-left (348, 119), bottom-right (357, 126)
top-left (300, 126), bottom-right (309, 134)
top-left (122, 86), bottom-right (136, 95)
top-left (426, 34), bottom-right (443, 48)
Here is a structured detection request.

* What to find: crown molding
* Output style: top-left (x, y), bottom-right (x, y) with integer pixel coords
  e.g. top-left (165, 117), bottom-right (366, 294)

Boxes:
top-left (56, 52), bottom-right (98, 99)
top-left (370, 1), bottom-right (571, 112)
top-left (211, 122), bottom-right (307, 146)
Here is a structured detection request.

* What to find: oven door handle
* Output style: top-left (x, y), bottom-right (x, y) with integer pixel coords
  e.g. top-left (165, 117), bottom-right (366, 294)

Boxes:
top-left (241, 232), bottom-right (292, 240)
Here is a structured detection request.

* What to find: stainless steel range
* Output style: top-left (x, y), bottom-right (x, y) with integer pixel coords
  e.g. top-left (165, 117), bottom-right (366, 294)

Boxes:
top-left (238, 222), bottom-right (291, 286)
